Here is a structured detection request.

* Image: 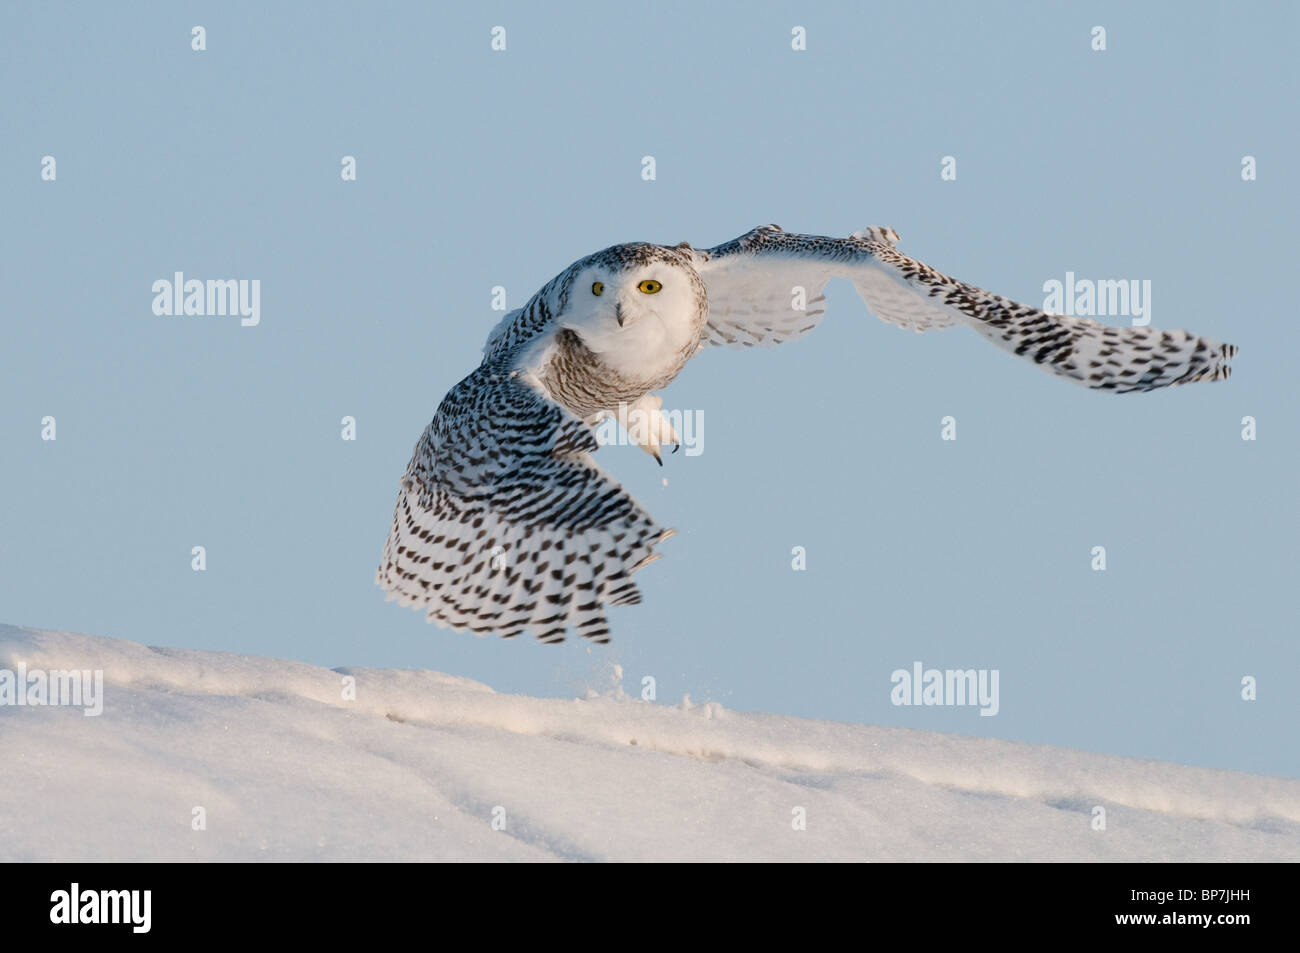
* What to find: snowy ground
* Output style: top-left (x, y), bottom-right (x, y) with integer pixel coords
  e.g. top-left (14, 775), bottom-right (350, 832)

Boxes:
top-left (1, 623), bottom-right (1296, 862)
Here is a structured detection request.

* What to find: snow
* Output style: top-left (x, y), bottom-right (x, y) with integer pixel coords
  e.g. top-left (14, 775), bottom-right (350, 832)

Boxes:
top-left (1, 623), bottom-right (1296, 862)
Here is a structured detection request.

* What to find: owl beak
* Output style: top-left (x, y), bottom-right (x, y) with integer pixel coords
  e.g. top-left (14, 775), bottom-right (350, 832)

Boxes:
top-left (615, 303), bottom-right (627, 327)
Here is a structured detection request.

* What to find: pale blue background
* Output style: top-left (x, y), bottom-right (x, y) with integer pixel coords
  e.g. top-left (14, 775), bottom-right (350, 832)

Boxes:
top-left (3, 1), bottom-right (1296, 776)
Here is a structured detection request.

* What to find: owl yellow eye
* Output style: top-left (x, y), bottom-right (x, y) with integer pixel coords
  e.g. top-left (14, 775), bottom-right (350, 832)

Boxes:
top-left (592, 281), bottom-right (604, 296)
top-left (637, 279), bottom-right (663, 295)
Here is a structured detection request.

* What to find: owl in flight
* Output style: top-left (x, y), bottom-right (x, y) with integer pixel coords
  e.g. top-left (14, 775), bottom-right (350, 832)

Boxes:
top-left (378, 225), bottom-right (1235, 643)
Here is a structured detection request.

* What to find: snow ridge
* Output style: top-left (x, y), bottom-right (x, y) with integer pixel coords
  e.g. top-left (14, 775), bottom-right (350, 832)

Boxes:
top-left (1, 624), bottom-right (1296, 862)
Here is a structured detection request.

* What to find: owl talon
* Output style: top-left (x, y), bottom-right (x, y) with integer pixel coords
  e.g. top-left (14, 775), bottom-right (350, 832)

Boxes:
top-left (619, 393), bottom-right (679, 466)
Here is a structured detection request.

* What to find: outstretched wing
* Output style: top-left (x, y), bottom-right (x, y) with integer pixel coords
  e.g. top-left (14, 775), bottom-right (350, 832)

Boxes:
top-left (377, 360), bottom-right (671, 643)
top-left (695, 225), bottom-right (1236, 392)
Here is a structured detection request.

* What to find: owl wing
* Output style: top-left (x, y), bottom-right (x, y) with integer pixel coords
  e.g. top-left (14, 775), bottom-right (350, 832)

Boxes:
top-left (694, 225), bottom-right (1235, 392)
top-left (376, 360), bottom-right (671, 643)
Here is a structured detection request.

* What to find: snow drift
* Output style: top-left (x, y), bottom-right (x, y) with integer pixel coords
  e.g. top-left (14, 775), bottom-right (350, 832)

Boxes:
top-left (1, 623), bottom-right (1296, 862)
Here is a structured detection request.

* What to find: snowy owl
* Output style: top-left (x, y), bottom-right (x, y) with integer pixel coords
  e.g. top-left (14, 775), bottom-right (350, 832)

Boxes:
top-left (378, 225), bottom-right (1235, 643)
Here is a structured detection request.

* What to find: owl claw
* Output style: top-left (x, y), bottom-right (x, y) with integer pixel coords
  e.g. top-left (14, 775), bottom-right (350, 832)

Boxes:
top-left (619, 394), bottom-right (679, 466)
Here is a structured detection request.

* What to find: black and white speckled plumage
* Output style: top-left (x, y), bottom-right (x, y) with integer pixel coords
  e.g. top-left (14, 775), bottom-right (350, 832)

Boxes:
top-left (378, 225), bottom-right (1236, 643)
top-left (698, 225), bottom-right (1236, 390)
top-left (378, 356), bottom-right (670, 643)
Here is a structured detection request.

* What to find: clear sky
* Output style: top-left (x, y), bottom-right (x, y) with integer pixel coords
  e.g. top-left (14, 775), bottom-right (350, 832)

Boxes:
top-left (2, 1), bottom-right (1296, 777)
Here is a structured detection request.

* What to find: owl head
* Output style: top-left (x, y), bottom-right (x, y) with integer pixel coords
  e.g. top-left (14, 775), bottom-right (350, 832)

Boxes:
top-left (559, 243), bottom-right (707, 371)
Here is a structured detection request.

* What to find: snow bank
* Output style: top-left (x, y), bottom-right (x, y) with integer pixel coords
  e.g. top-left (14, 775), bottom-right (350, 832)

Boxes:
top-left (1, 623), bottom-right (1296, 861)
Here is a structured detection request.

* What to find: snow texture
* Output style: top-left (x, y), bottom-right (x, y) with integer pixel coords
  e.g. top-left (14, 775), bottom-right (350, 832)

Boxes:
top-left (1, 624), bottom-right (1296, 862)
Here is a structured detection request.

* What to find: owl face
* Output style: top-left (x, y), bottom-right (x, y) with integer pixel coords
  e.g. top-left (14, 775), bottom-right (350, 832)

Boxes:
top-left (560, 245), bottom-right (707, 376)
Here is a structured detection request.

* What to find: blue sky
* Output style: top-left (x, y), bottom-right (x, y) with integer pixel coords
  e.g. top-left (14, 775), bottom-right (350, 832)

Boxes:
top-left (2, 1), bottom-right (1296, 776)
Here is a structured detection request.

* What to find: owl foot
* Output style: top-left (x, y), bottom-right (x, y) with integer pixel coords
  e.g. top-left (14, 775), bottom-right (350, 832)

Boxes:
top-left (616, 394), bottom-right (680, 465)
